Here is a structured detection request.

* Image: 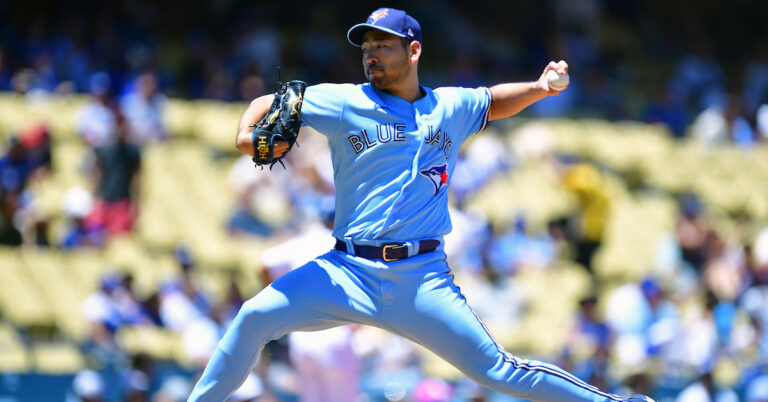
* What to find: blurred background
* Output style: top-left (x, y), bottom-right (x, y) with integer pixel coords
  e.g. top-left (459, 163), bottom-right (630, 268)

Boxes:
top-left (1, 0), bottom-right (768, 401)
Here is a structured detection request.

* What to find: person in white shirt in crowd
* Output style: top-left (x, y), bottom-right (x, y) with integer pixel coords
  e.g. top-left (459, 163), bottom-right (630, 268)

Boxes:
top-left (120, 72), bottom-right (167, 146)
top-left (77, 72), bottom-right (118, 148)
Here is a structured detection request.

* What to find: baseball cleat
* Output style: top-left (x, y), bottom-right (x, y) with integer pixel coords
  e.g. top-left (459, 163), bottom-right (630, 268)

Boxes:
top-left (625, 395), bottom-right (655, 402)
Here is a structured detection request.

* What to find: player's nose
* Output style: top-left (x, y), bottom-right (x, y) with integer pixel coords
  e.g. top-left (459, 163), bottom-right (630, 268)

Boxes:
top-left (364, 49), bottom-right (379, 63)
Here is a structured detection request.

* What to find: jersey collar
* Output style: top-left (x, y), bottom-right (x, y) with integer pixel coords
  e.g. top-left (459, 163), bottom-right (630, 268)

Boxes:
top-left (362, 83), bottom-right (436, 115)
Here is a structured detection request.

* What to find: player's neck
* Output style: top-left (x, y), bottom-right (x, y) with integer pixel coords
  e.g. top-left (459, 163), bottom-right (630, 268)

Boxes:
top-left (380, 78), bottom-right (422, 103)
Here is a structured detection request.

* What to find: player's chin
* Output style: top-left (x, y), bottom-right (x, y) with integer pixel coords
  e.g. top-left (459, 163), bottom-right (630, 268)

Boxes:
top-left (368, 76), bottom-right (387, 89)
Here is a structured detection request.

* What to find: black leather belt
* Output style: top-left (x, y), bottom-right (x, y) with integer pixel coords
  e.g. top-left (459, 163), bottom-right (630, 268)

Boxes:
top-left (334, 238), bottom-right (440, 262)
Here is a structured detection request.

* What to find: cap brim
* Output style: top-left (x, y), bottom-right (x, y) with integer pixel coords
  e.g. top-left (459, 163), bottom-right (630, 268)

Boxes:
top-left (346, 23), bottom-right (407, 47)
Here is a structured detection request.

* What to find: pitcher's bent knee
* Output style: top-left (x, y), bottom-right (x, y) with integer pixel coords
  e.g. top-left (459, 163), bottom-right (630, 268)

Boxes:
top-left (222, 289), bottom-right (293, 346)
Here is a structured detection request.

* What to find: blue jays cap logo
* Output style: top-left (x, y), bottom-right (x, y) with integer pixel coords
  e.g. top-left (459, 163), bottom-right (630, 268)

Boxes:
top-left (369, 8), bottom-right (388, 23)
top-left (420, 164), bottom-right (448, 195)
top-left (347, 7), bottom-right (422, 47)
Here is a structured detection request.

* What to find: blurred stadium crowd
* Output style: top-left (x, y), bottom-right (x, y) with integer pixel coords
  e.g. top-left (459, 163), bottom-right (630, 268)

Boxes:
top-left (1, 0), bottom-right (768, 401)
top-left (2, 0), bottom-right (768, 134)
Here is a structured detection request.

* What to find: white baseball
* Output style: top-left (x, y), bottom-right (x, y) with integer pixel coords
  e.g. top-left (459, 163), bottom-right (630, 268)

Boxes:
top-left (546, 69), bottom-right (569, 91)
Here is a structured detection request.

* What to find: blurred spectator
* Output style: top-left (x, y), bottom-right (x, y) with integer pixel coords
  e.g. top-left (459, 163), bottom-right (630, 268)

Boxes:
top-left (487, 216), bottom-right (556, 274)
top-left (412, 377), bottom-right (455, 402)
top-left (0, 47), bottom-right (10, 90)
top-left (181, 310), bottom-right (223, 368)
top-left (702, 230), bottom-right (745, 305)
top-left (675, 372), bottom-right (739, 402)
top-left (741, 226), bottom-right (768, 362)
top-left (112, 274), bottom-right (150, 325)
top-left (141, 291), bottom-right (164, 327)
top-left (227, 155), bottom-right (291, 236)
top-left (746, 375), bottom-right (768, 402)
top-left (0, 188), bottom-right (22, 245)
top-left (61, 186), bottom-right (105, 248)
top-left (298, 7), bottom-right (343, 83)
top-left (675, 194), bottom-right (708, 271)
top-left (153, 375), bottom-right (192, 402)
top-left (30, 51), bottom-right (57, 93)
top-left (451, 133), bottom-right (510, 205)
top-left (81, 272), bottom-right (150, 367)
top-left (219, 279), bottom-right (245, 327)
top-left (640, 278), bottom-right (680, 357)
top-left (202, 67), bottom-right (236, 101)
top-left (235, 25), bottom-right (282, 78)
top-left (563, 296), bottom-right (611, 386)
top-left (443, 206), bottom-right (490, 275)
top-left (20, 123), bottom-right (52, 176)
top-left (289, 327), bottom-right (360, 402)
top-left (725, 96), bottom-right (756, 146)
top-left (68, 369), bottom-right (104, 402)
top-left (691, 95), bottom-right (755, 146)
top-left (605, 283), bottom-right (652, 364)
top-left (82, 274), bottom-right (125, 349)
top-left (230, 372), bottom-right (265, 402)
top-left (159, 246), bottom-right (210, 331)
top-left (670, 44), bottom-right (726, 111)
top-left (691, 103), bottom-right (729, 144)
top-left (238, 74), bottom-right (267, 101)
top-left (741, 45), bottom-right (768, 118)
top-left (120, 72), bottom-right (167, 146)
top-left (562, 163), bottom-right (611, 270)
top-left (757, 104), bottom-right (768, 141)
top-left (123, 353), bottom-right (153, 402)
top-left (175, 248), bottom-right (220, 364)
top-left (0, 137), bottom-right (32, 193)
top-left (89, 117), bottom-right (141, 237)
top-left (643, 86), bottom-right (689, 137)
top-left (77, 72), bottom-right (118, 147)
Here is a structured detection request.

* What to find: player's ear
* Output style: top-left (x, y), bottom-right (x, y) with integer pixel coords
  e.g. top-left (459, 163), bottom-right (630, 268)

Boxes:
top-left (409, 41), bottom-right (422, 63)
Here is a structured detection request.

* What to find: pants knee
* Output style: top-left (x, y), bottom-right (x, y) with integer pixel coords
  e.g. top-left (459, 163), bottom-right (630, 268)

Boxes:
top-left (457, 353), bottom-right (541, 398)
top-left (230, 291), bottom-right (290, 339)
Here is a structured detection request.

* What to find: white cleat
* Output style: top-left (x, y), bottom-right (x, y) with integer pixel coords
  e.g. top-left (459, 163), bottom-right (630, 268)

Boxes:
top-left (625, 395), bottom-right (655, 402)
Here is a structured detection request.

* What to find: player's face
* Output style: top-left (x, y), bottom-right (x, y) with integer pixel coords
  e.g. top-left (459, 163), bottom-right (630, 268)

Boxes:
top-left (361, 31), bottom-right (412, 90)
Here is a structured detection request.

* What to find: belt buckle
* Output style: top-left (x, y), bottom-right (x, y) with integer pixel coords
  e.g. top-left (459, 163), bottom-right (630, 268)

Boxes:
top-left (382, 244), bottom-right (400, 262)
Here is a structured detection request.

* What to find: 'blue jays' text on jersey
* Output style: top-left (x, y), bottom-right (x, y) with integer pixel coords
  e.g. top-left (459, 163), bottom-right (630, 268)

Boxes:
top-left (300, 83), bottom-right (491, 242)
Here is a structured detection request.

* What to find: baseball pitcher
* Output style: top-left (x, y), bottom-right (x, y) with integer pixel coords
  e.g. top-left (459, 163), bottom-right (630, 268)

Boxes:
top-left (189, 8), bottom-right (654, 402)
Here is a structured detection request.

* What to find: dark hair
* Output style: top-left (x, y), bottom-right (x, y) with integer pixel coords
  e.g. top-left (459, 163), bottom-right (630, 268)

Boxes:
top-left (399, 37), bottom-right (412, 50)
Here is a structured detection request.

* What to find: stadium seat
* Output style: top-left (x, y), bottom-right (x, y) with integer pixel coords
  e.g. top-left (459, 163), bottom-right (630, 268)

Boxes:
top-left (115, 325), bottom-right (185, 364)
top-left (31, 342), bottom-right (85, 374)
top-left (0, 322), bottom-right (31, 372)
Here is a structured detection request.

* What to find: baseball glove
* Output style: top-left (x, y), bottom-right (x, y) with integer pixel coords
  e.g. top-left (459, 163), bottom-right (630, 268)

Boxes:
top-left (250, 80), bottom-right (307, 169)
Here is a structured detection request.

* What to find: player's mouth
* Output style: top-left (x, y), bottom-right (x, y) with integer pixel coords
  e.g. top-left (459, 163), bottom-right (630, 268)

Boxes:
top-left (366, 64), bottom-right (384, 75)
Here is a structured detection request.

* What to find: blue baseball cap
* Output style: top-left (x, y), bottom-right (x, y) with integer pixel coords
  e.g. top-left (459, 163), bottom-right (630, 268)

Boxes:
top-left (347, 7), bottom-right (422, 47)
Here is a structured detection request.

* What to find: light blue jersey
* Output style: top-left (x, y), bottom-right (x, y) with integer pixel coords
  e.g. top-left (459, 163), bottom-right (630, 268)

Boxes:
top-left (301, 83), bottom-right (490, 241)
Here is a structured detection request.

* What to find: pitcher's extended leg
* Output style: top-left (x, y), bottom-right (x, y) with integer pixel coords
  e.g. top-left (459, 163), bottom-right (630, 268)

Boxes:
top-left (383, 264), bottom-right (623, 402)
top-left (189, 253), bottom-right (378, 401)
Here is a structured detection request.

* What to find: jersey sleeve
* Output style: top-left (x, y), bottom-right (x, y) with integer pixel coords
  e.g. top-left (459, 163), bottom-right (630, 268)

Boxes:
top-left (300, 83), bottom-right (347, 137)
top-left (445, 86), bottom-right (492, 142)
